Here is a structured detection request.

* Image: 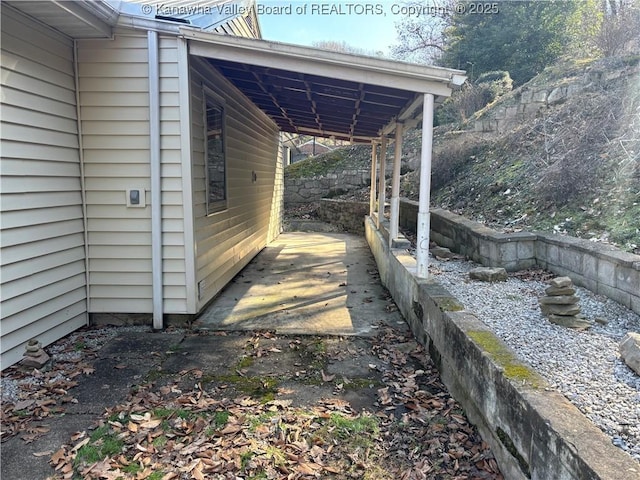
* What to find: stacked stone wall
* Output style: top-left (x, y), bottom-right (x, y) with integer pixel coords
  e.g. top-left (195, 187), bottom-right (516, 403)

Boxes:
top-left (284, 169), bottom-right (370, 204)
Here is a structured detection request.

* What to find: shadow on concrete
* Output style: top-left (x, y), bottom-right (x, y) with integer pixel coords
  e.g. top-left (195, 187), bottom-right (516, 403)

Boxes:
top-left (194, 232), bottom-right (403, 336)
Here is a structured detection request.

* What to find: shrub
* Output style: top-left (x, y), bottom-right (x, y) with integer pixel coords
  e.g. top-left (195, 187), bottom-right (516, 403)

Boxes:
top-left (436, 71), bottom-right (513, 125)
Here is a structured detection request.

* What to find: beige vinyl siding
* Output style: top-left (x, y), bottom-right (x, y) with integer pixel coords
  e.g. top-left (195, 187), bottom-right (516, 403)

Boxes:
top-left (78, 33), bottom-right (189, 314)
top-left (0, 6), bottom-right (87, 368)
top-left (158, 36), bottom-right (188, 313)
top-left (78, 34), bottom-right (153, 313)
top-left (267, 142), bottom-right (285, 243)
top-left (190, 57), bottom-right (280, 309)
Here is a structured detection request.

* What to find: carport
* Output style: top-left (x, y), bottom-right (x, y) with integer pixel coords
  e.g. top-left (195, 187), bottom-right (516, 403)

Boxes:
top-left (182, 29), bottom-right (466, 278)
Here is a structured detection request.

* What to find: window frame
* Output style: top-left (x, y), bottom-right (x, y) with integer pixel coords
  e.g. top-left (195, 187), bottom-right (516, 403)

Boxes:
top-left (203, 86), bottom-right (228, 215)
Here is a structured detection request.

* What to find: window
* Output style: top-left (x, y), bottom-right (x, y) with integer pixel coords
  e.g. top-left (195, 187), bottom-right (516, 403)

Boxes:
top-left (204, 89), bottom-right (226, 214)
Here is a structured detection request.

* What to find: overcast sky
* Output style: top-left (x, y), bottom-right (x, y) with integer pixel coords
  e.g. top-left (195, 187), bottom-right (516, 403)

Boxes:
top-left (256, 1), bottom-right (403, 55)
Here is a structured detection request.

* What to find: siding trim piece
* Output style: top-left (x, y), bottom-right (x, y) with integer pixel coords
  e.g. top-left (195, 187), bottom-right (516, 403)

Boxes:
top-left (177, 37), bottom-right (197, 314)
top-left (73, 39), bottom-right (91, 317)
top-left (148, 30), bottom-right (163, 329)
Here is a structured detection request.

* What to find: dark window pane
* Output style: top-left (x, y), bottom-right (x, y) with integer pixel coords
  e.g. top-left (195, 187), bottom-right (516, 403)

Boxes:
top-left (205, 96), bottom-right (226, 212)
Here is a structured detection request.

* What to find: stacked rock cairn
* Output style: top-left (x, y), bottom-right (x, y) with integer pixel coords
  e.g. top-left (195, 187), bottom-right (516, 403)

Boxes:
top-left (539, 276), bottom-right (592, 330)
top-left (20, 339), bottom-right (50, 369)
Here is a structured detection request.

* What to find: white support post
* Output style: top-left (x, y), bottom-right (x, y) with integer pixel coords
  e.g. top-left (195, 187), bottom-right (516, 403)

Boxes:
top-left (376, 136), bottom-right (387, 228)
top-left (389, 122), bottom-right (403, 245)
top-left (417, 94), bottom-right (435, 278)
top-left (369, 140), bottom-right (378, 217)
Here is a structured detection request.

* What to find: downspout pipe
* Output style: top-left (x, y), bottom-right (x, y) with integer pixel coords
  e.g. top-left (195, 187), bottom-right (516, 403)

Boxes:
top-left (148, 30), bottom-right (163, 330)
top-left (73, 40), bottom-right (91, 325)
top-left (416, 93), bottom-right (435, 278)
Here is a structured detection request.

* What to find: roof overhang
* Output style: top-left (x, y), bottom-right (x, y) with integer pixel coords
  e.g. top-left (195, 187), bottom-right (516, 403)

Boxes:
top-left (6, 0), bottom-right (118, 38)
top-left (183, 30), bottom-right (466, 142)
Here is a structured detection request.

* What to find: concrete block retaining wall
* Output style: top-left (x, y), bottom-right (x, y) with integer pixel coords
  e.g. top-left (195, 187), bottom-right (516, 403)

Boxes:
top-left (365, 216), bottom-right (640, 480)
top-left (316, 199), bottom-right (369, 235)
top-left (399, 199), bottom-right (640, 315)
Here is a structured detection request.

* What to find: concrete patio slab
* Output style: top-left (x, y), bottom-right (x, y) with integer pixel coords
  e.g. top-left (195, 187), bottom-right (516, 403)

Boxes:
top-left (194, 232), bottom-right (404, 335)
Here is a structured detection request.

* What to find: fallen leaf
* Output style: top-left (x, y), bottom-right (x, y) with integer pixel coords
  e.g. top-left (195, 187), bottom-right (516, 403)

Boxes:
top-left (33, 450), bottom-right (54, 457)
top-left (321, 370), bottom-right (335, 382)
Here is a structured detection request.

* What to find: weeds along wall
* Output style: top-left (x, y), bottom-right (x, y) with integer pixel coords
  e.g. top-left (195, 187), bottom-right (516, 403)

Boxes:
top-left (399, 199), bottom-right (640, 315)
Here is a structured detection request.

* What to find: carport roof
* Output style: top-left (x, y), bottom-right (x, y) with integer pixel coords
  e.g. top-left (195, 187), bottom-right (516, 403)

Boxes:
top-left (184, 30), bottom-right (466, 143)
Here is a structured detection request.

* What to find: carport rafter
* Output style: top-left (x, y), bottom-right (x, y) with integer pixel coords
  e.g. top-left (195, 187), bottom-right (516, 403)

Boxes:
top-left (185, 30), bottom-right (465, 278)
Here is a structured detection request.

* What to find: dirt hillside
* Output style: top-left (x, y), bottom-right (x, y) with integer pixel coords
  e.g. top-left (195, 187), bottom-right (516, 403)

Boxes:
top-left (289, 56), bottom-right (640, 253)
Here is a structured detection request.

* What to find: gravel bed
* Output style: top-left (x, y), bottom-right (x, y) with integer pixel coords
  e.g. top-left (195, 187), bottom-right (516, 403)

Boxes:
top-left (427, 256), bottom-right (640, 461)
top-left (1, 325), bottom-right (155, 405)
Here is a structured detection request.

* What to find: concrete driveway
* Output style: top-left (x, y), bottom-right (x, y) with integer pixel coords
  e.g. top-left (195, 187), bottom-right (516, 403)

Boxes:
top-left (194, 232), bottom-right (404, 335)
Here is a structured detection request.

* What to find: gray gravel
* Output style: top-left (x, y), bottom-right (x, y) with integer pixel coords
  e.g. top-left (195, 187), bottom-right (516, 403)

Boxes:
top-left (428, 257), bottom-right (640, 461)
top-left (1, 326), bottom-right (153, 405)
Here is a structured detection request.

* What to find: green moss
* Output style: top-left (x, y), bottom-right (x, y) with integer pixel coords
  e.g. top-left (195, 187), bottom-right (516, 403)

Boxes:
top-left (467, 330), bottom-right (543, 388)
top-left (285, 150), bottom-right (346, 179)
top-left (236, 355), bottom-right (254, 369)
top-left (213, 374), bottom-right (279, 402)
top-left (342, 378), bottom-right (383, 390)
top-left (436, 297), bottom-right (464, 312)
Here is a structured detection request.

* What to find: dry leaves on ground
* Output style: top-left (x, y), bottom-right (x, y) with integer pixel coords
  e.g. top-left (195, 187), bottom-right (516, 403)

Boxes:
top-left (46, 328), bottom-right (502, 480)
top-left (1, 331), bottom-right (103, 443)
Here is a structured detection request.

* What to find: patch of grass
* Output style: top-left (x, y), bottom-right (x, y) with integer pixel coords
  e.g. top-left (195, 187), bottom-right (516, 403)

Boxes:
top-left (151, 407), bottom-right (174, 419)
top-left (74, 341), bottom-right (87, 351)
top-left (75, 425), bottom-right (124, 467)
top-left (247, 411), bottom-right (279, 432)
top-left (240, 450), bottom-right (254, 470)
top-left (122, 462), bottom-right (142, 474)
top-left (152, 435), bottom-right (168, 448)
top-left (147, 472), bottom-right (165, 480)
top-left (212, 410), bottom-right (230, 429)
top-left (316, 413), bottom-right (380, 449)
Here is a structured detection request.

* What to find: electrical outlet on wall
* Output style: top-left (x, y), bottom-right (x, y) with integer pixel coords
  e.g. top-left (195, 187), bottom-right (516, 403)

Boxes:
top-left (126, 188), bottom-right (146, 207)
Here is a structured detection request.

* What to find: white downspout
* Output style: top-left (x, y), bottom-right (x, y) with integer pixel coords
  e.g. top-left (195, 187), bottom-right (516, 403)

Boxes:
top-left (376, 136), bottom-right (387, 228)
top-left (416, 94), bottom-right (435, 278)
top-left (148, 31), bottom-right (163, 329)
top-left (369, 140), bottom-right (378, 217)
top-left (389, 121), bottom-right (404, 245)
top-left (73, 40), bottom-right (90, 325)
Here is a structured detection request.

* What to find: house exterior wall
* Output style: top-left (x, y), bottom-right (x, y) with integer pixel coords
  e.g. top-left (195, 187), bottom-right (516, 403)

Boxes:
top-left (77, 32), bottom-right (190, 315)
top-left (78, 33), bottom-right (154, 314)
top-left (189, 56), bottom-right (280, 309)
top-left (0, 6), bottom-right (88, 367)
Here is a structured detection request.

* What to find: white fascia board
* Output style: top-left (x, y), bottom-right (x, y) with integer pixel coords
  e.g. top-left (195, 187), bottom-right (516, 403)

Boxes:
top-left (183, 29), bottom-right (464, 96)
top-left (52, 0), bottom-right (115, 37)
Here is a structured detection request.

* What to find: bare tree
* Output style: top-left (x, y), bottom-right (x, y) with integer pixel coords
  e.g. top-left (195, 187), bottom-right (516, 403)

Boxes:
top-left (598, 0), bottom-right (640, 55)
top-left (390, 0), bottom-right (455, 64)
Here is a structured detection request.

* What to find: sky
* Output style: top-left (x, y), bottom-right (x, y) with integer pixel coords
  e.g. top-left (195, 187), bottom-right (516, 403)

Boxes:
top-left (256, 1), bottom-right (402, 56)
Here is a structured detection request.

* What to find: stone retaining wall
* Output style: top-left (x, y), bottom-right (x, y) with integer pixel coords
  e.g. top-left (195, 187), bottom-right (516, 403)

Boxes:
top-left (366, 216), bottom-right (640, 480)
top-left (316, 199), bottom-right (369, 235)
top-left (284, 169), bottom-right (370, 204)
top-left (399, 199), bottom-right (640, 315)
